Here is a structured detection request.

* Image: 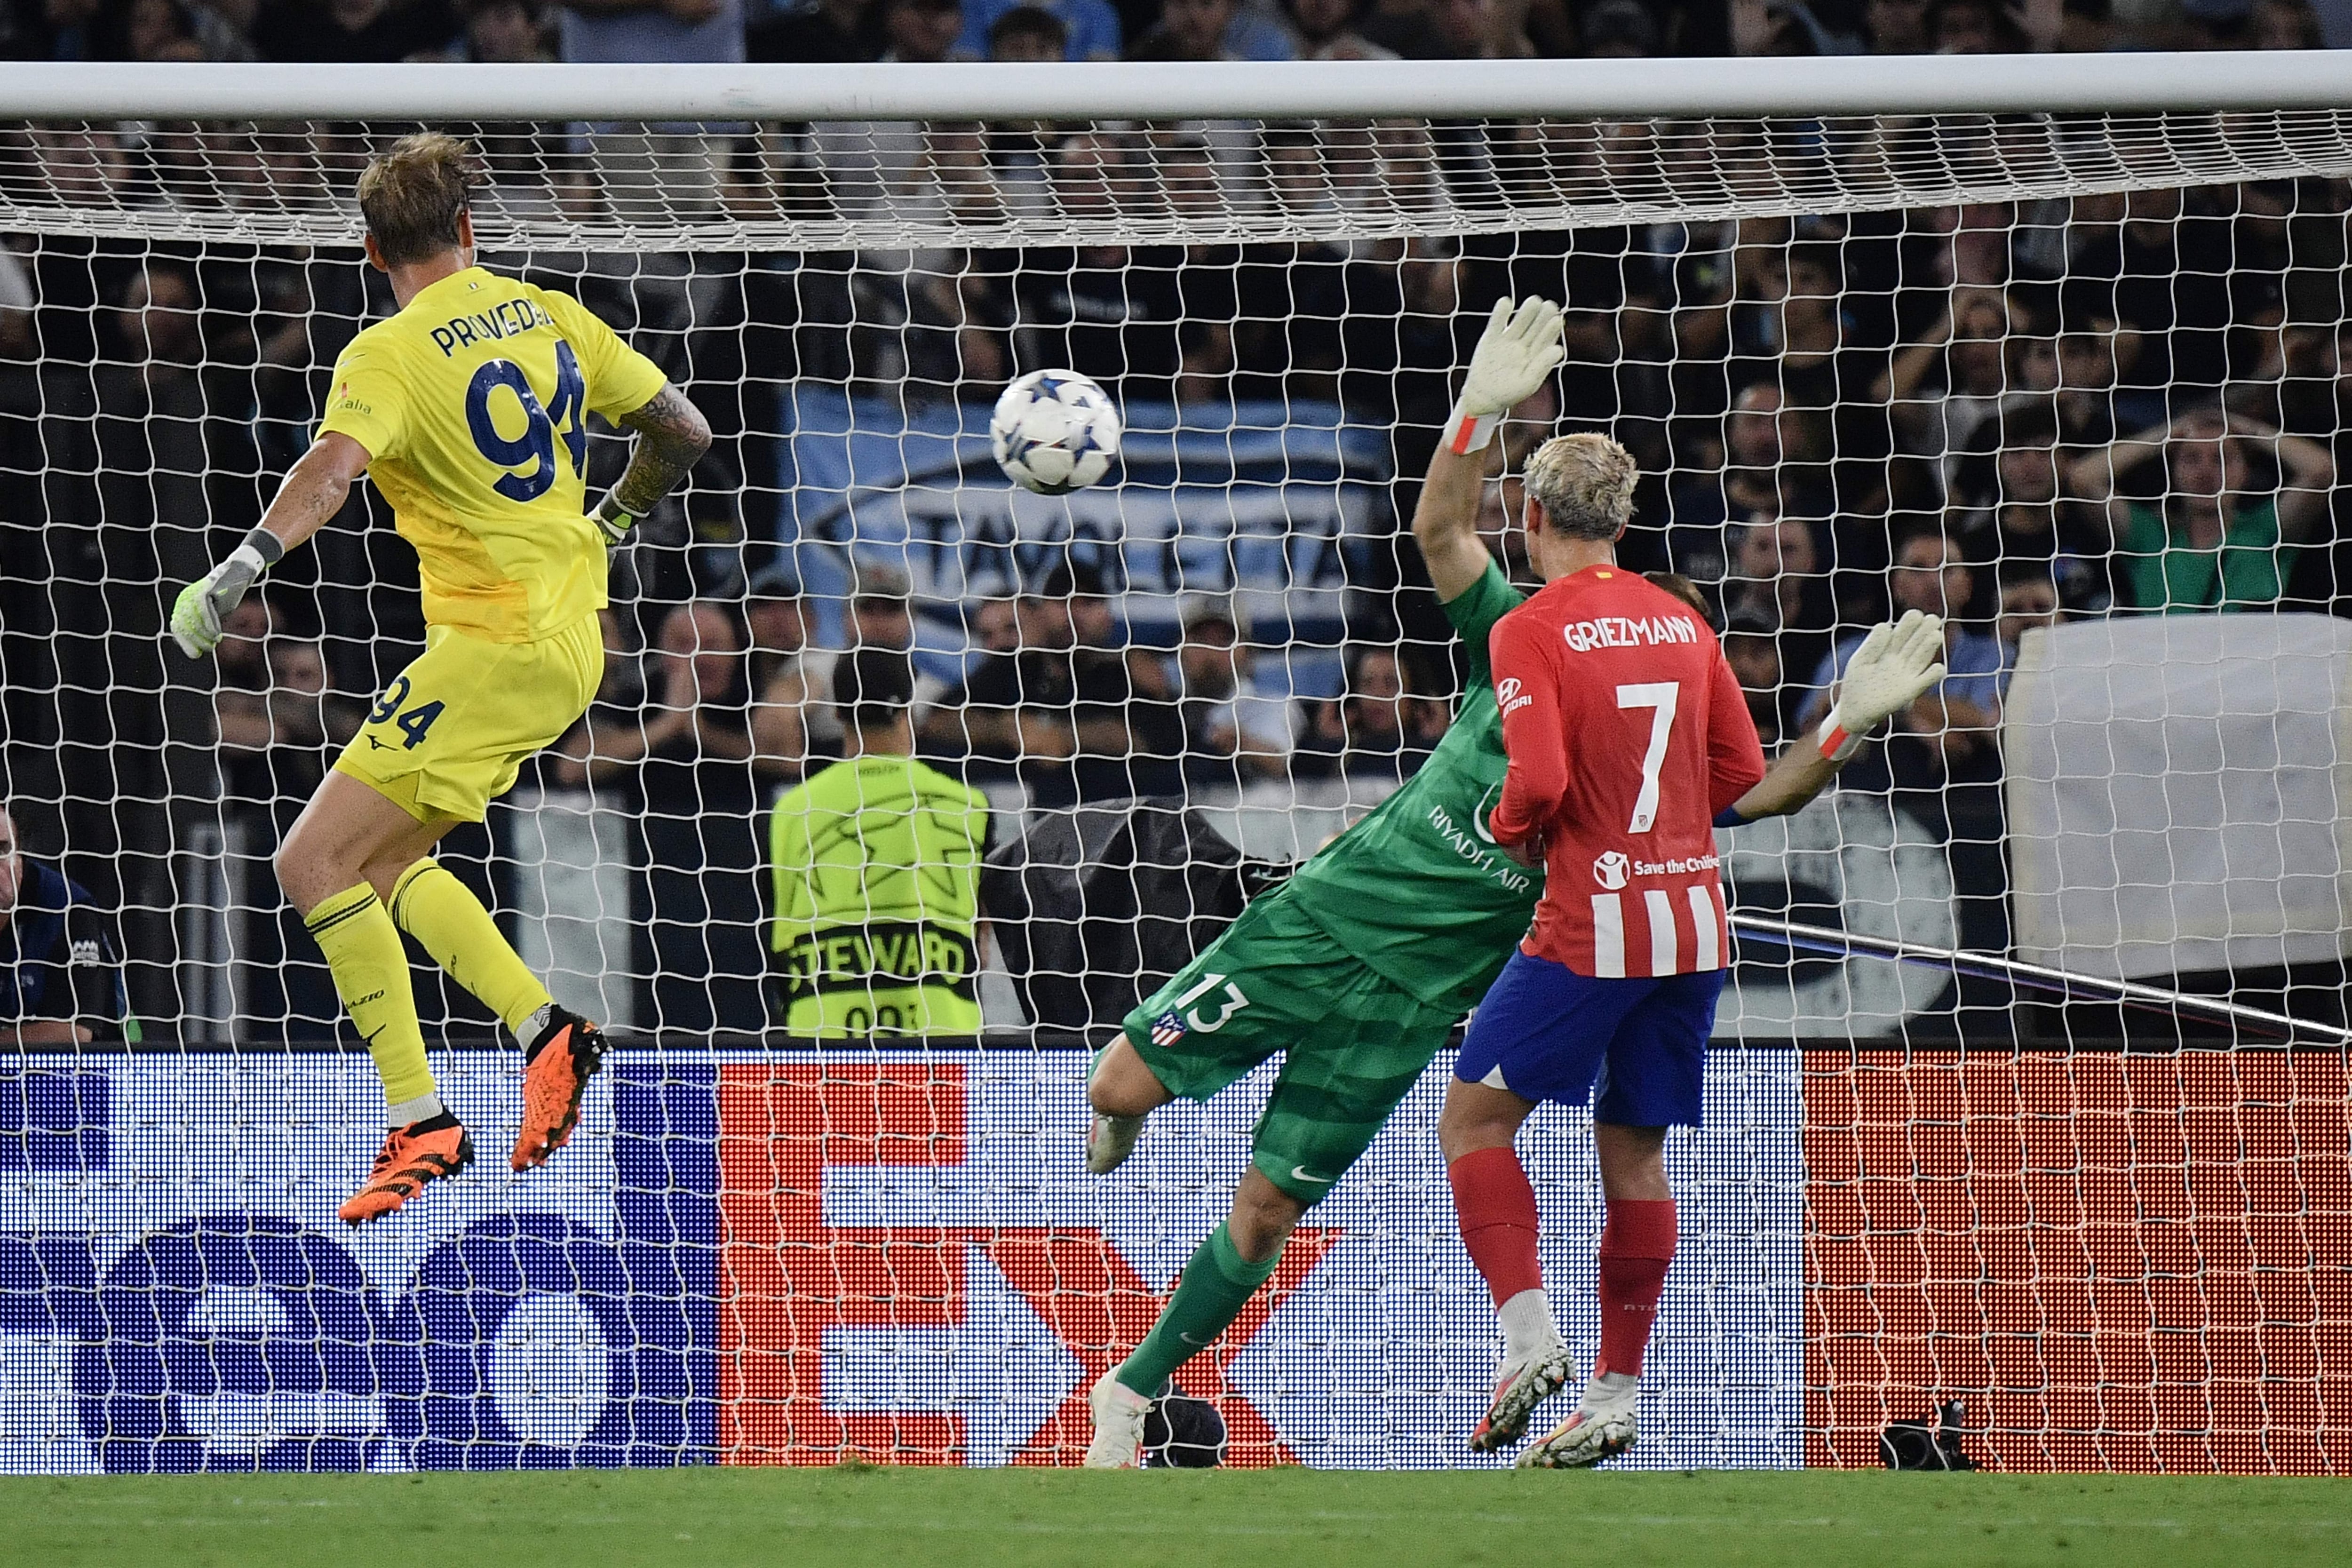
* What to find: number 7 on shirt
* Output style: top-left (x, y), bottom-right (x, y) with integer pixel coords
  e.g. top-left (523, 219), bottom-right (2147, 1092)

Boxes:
top-left (1616, 681), bottom-right (1677, 834)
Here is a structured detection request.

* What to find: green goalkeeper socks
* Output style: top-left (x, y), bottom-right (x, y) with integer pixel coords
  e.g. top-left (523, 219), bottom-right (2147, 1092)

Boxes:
top-left (1115, 1221), bottom-right (1280, 1399)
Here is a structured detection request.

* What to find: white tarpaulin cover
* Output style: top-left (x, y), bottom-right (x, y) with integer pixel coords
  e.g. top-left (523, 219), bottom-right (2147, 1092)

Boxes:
top-left (2006, 613), bottom-right (2352, 979)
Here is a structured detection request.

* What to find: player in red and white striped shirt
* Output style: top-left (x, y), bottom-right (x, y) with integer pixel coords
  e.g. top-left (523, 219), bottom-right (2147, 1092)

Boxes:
top-left (1442, 431), bottom-right (1950, 1468)
top-left (1486, 561), bottom-right (1760, 981)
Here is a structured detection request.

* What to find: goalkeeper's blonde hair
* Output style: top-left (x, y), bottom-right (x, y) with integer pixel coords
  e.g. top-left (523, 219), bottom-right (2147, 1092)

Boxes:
top-left (1524, 432), bottom-right (1637, 541)
top-left (358, 134), bottom-right (483, 266)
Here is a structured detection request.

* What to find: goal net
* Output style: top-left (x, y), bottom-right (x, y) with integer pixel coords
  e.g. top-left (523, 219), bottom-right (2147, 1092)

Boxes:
top-left (3, 58), bottom-right (2351, 1475)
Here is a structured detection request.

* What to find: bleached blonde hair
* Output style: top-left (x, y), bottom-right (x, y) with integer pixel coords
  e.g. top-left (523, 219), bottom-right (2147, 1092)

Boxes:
top-left (1523, 432), bottom-right (1638, 541)
top-left (358, 133), bottom-right (481, 266)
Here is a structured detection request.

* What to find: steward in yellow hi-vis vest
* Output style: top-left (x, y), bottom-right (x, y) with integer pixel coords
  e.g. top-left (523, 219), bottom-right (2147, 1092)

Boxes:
top-left (769, 650), bottom-right (992, 1038)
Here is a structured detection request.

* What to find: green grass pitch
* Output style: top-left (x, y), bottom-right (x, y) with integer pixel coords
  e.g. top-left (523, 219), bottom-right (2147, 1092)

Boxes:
top-left (7, 1468), bottom-right (2348, 1568)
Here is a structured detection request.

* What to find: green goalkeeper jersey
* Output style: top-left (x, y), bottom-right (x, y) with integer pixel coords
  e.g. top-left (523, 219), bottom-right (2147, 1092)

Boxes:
top-left (1284, 560), bottom-right (1542, 1016)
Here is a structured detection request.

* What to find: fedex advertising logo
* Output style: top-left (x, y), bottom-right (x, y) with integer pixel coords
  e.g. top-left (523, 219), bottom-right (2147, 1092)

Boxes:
top-left (714, 1062), bottom-right (1335, 1466)
top-left (9, 1048), bottom-right (2335, 1475)
top-left (710, 1053), bottom-right (1803, 1469)
top-left (2, 1052), bottom-right (1805, 1474)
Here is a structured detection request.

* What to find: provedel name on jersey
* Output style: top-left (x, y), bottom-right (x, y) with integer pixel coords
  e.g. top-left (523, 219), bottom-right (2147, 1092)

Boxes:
top-left (428, 297), bottom-right (557, 358)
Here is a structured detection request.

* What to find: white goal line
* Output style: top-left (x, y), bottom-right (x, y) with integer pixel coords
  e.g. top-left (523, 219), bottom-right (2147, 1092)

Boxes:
top-left (2, 52), bottom-right (2352, 124)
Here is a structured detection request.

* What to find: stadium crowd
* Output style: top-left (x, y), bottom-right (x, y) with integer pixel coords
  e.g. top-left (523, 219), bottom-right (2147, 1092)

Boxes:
top-left (0, 0), bottom-right (2349, 1038)
top-left (1, 0), bottom-right (2346, 65)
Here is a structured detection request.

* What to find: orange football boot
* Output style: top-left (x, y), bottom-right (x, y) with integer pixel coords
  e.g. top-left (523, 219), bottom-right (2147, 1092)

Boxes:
top-left (338, 1115), bottom-right (473, 1226)
top-left (512, 1008), bottom-right (605, 1171)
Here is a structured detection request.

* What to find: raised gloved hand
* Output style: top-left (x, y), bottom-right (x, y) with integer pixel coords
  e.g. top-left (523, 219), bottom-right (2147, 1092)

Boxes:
top-left (1446, 295), bottom-right (1565, 456)
top-left (169, 529), bottom-right (283, 659)
top-left (1820, 608), bottom-right (1948, 759)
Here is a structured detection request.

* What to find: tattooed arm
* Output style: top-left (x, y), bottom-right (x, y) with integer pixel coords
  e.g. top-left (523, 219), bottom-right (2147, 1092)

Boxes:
top-left (593, 382), bottom-right (713, 543)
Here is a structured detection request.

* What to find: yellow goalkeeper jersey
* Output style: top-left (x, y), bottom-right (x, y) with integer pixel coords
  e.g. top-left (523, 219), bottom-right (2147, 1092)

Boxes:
top-left (318, 266), bottom-right (668, 643)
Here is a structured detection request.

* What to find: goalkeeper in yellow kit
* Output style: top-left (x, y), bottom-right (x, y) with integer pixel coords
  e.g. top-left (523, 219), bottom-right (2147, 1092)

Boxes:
top-left (168, 135), bottom-right (711, 1224)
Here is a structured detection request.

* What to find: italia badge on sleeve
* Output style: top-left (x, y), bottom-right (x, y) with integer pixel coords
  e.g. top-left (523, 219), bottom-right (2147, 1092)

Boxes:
top-left (1149, 1011), bottom-right (1187, 1047)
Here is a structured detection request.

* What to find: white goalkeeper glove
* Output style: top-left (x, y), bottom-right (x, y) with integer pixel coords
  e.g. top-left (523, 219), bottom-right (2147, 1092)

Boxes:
top-left (169, 528), bottom-right (284, 659)
top-left (594, 495), bottom-right (642, 548)
top-left (1818, 608), bottom-right (1948, 761)
top-left (1445, 294), bottom-right (1566, 456)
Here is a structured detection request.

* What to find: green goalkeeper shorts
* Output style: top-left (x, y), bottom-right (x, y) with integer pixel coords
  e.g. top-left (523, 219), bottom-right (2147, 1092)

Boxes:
top-left (1122, 889), bottom-right (1461, 1206)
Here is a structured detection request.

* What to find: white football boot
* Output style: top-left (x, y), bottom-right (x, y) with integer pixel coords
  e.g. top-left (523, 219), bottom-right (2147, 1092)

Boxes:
top-left (1469, 1341), bottom-right (1576, 1453)
top-left (1517, 1376), bottom-right (1640, 1470)
top-left (1084, 1371), bottom-right (1153, 1468)
top-left (1085, 1113), bottom-right (1144, 1175)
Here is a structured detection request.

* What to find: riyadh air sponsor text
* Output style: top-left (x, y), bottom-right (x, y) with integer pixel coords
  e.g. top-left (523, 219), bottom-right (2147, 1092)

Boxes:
top-left (1428, 803), bottom-right (1534, 893)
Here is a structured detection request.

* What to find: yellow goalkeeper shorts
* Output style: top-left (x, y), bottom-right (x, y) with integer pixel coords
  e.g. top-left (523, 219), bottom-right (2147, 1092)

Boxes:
top-left (333, 612), bottom-right (602, 824)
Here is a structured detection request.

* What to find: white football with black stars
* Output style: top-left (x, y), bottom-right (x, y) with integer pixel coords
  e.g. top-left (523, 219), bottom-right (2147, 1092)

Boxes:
top-left (991, 369), bottom-right (1121, 495)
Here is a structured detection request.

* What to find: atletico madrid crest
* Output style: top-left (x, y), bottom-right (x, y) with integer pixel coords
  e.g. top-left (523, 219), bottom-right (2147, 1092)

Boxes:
top-left (1149, 1011), bottom-right (1187, 1047)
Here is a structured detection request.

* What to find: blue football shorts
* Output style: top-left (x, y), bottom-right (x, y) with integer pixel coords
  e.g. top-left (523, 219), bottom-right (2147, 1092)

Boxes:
top-left (1454, 949), bottom-right (1726, 1128)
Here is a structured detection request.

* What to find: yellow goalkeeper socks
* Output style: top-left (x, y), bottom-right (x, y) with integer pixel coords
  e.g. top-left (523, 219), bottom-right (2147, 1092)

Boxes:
top-left (303, 883), bottom-right (436, 1111)
top-left (389, 859), bottom-right (556, 1043)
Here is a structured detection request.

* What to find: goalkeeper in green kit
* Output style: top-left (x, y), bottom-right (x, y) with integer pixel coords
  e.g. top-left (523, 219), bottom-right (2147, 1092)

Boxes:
top-left (1079, 295), bottom-right (1951, 1467)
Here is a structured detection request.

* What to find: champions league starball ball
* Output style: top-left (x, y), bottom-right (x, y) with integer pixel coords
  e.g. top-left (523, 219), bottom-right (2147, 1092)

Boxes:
top-left (990, 369), bottom-right (1122, 495)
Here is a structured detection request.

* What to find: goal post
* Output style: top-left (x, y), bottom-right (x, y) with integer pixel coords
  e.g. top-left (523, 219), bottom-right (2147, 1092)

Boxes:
top-left (8, 56), bottom-right (2352, 248)
top-left (12, 51), bottom-right (2352, 119)
top-left (2, 55), bottom-right (2351, 1475)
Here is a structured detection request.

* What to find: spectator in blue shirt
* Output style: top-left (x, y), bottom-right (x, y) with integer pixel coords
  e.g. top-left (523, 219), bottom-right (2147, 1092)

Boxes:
top-left (987, 2), bottom-right (1072, 56)
top-left (1129, 0), bottom-right (1296, 58)
top-left (962, 0), bottom-right (1119, 57)
top-left (559, 0), bottom-right (745, 62)
top-left (1802, 527), bottom-right (2004, 785)
top-left (560, 0), bottom-right (748, 217)
top-left (0, 804), bottom-right (132, 1045)
top-left (1224, 0), bottom-right (1300, 57)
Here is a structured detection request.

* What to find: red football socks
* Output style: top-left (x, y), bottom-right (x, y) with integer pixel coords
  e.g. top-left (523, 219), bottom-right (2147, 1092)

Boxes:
top-left (1595, 1198), bottom-right (1677, 1377)
top-left (1447, 1146), bottom-right (1545, 1305)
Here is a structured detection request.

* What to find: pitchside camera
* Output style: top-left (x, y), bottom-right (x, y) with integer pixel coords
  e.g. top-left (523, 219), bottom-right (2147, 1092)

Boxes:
top-left (1880, 1399), bottom-right (1977, 1471)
